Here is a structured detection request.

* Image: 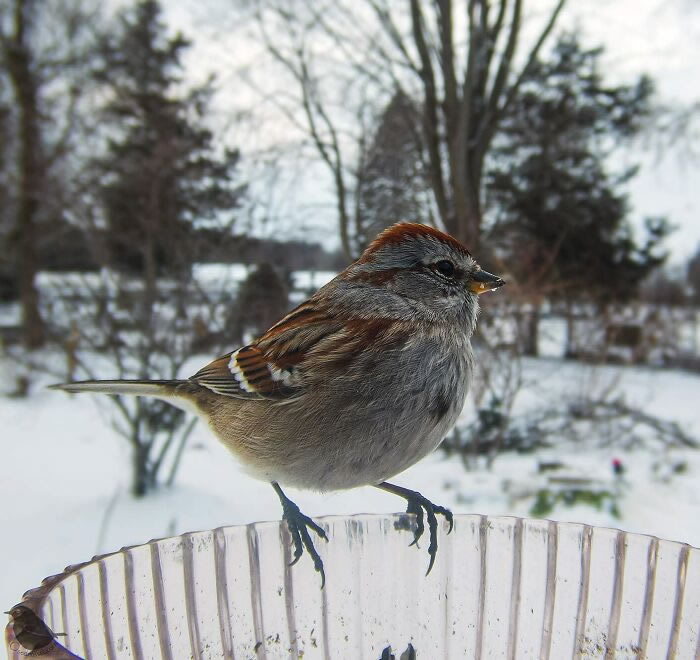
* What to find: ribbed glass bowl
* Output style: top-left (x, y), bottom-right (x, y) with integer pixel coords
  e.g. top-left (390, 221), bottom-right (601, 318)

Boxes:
top-left (5, 514), bottom-right (700, 659)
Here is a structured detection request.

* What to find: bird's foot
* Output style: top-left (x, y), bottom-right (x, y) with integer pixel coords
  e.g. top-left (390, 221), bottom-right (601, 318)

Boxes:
top-left (272, 482), bottom-right (328, 588)
top-left (377, 481), bottom-right (453, 575)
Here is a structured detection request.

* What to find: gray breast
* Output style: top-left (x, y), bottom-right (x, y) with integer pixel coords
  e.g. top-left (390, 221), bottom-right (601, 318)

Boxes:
top-left (275, 336), bottom-right (473, 490)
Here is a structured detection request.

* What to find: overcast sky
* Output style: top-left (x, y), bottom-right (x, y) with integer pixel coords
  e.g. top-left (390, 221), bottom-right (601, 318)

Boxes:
top-left (565, 0), bottom-right (700, 264)
top-left (157, 0), bottom-right (700, 263)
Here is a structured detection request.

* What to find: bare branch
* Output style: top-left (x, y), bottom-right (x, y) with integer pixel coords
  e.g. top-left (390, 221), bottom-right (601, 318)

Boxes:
top-left (437, 0), bottom-right (458, 124)
top-left (410, 0), bottom-right (449, 227)
top-left (369, 0), bottom-right (420, 73)
top-left (486, 0), bottom-right (522, 124)
top-left (259, 9), bottom-right (355, 257)
top-left (500, 0), bottom-right (567, 118)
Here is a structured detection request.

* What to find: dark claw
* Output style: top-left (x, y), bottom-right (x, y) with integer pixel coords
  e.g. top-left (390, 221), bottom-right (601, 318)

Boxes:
top-left (440, 507), bottom-right (455, 534)
top-left (405, 497), bottom-right (424, 546)
top-left (298, 524), bottom-right (327, 587)
top-left (416, 497), bottom-right (438, 575)
top-left (285, 510), bottom-right (304, 565)
top-left (377, 481), bottom-right (452, 575)
top-left (272, 482), bottom-right (328, 588)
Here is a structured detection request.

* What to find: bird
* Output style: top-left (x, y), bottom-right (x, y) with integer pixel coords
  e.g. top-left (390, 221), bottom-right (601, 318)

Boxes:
top-left (5, 605), bottom-right (76, 658)
top-left (51, 222), bottom-right (505, 586)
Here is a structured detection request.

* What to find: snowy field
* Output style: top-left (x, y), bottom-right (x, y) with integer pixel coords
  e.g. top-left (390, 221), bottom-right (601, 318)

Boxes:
top-left (2, 349), bottom-right (699, 613)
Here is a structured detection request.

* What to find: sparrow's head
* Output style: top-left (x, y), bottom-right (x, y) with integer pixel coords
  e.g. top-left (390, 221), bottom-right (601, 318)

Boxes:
top-left (340, 222), bottom-right (504, 328)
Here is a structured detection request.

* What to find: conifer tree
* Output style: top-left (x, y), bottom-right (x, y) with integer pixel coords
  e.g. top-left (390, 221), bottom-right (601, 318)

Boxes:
top-left (78, 0), bottom-right (246, 496)
top-left (355, 90), bottom-right (429, 251)
top-left (487, 34), bottom-right (669, 355)
top-left (93, 0), bottom-right (244, 280)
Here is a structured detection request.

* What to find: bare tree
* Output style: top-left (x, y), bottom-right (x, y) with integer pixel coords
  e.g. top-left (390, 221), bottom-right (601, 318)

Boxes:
top-left (0, 0), bottom-right (102, 348)
top-left (249, 0), bottom-right (565, 255)
top-left (79, 0), bottom-right (245, 496)
top-left (1, 0), bottom-right (45, 347)
top-left (10, 0), bottom-right (249, 497)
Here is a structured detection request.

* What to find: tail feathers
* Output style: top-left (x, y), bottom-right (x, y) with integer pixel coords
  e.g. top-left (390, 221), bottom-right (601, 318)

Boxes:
top-left (49, 379), bottom-right (183, 397)
top-left (49, 379), bottom-right (205, 416)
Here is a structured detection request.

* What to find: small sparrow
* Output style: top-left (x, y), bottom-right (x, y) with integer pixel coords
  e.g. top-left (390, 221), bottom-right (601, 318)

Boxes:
top-left (51, 223), bottom-right (504, 585)
top-left (5, 605), bottom-right (76, 658)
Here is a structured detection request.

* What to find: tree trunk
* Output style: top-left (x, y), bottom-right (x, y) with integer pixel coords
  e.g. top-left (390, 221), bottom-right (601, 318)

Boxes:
top-left (564, 300), bottom-right (577, 359)
top-left (462, 177), bottom-right (482, 251)
top-left (19, 210), bottom-right (44, 348)
top-left (131, 443), bottom-right (149, 497)
top-left (523, 300), bottom-right (541, 357)
top-left (5, 0), bottom-right (46, 348)
top-left (131, 405), bottom-right (150, 498)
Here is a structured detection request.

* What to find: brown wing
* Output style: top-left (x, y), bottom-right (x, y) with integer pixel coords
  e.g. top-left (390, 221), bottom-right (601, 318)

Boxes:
top-left (189, 345), bottom-right (295, 399)
top-left (190, 298), bottom-right (408, 399)
top-left (189, 301), bottom-right (341, 399)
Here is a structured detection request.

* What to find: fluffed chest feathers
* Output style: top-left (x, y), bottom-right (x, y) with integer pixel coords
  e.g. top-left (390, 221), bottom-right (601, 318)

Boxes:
top-left (263, 336), bottom-right (473, 490)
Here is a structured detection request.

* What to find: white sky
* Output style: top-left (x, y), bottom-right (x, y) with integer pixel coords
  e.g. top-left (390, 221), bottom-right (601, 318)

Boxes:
top-left (560, 0), bottom-right (700, 264)
top-left (157, 0), bottom-right (700, 262)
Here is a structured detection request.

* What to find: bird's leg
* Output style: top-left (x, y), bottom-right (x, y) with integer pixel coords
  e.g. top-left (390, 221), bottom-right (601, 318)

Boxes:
top-left (271, 481), bottom-right (328, 587)
top-left (376, 481), bottom-right (454, 575)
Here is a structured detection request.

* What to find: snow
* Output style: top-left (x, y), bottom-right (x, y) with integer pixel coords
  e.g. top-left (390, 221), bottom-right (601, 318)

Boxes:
top-left (0, 303), bottom-right (21, 327)
top-left (1, 354), bottom-right (699, 614)
top-left (29, 266), bottom-right (335, 295)
top-left (191, 263), bottom-right (250, 287)
top-left (291, 270), bottom-right (337, 292)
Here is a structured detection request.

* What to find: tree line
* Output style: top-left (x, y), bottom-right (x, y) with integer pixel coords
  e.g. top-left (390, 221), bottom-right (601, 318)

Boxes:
top-left (2, 0), bottom-right (699, 496)
top-left (3, 0), bottom-right (699, 354)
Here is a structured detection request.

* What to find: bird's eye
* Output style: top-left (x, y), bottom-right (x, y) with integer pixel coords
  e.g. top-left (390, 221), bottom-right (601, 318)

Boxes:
top-left (434, 260), bottom-right (455, 278)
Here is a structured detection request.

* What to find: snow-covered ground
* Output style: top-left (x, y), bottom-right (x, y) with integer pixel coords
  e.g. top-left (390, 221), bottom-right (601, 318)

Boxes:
top-left (1, 353), bottom-right (699, 614)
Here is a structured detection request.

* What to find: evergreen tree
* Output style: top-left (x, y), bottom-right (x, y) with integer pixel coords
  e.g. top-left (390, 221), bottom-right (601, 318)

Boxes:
top-left (229, 263), bottom-right (290, 344)
top-left (487, 33), bottom-right (670, 354)
top-left (92, 0), bottom-right (244, 278)
top-left (75, 0), bottom-right (246, 496)
top-left (355, 90), bottom-right (429, 251)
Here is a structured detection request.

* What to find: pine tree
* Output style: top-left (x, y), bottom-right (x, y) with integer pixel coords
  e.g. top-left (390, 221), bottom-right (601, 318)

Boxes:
top-left (487, 33), bottom-right (669, 355)
top-left (229, 263), bottom-right (290, 344)
top-left (92, 0), bottom-right (244, 279)
top-left (77, 0), bottom-right (246, 496)
top-left (355, 90), bottom-right (429, 251)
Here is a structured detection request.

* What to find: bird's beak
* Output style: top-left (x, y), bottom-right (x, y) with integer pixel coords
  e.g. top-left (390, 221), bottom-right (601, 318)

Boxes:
top-left (468, 269), bottom-right (505, 295)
